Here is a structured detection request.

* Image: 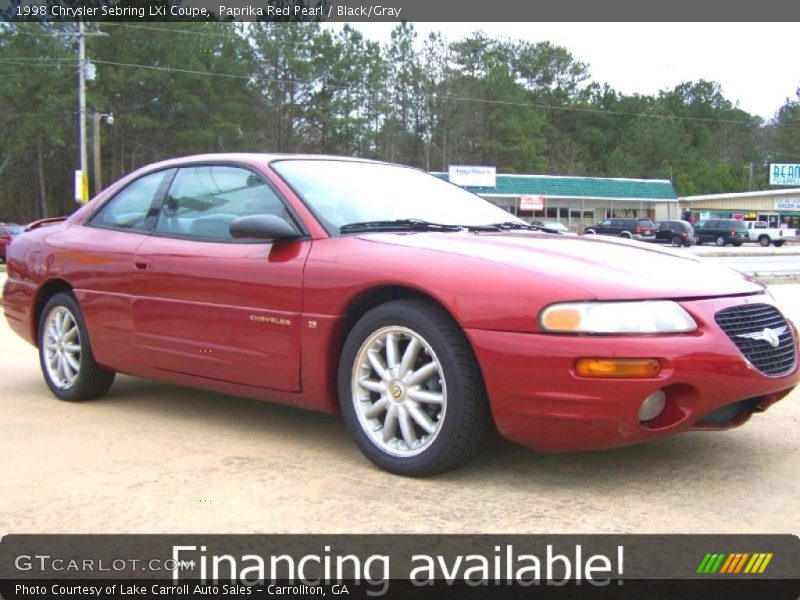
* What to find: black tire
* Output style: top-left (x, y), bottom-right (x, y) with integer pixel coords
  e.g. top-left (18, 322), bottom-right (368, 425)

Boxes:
top-left (620, 232), bottom-right (632, 239)
top-left (758, 236), bottom-right (770, 247)
top-left (670, 236), bottom-right (683, 248)
top-left (715, 236), bottom-right (727, 247)
top-left (38, 292), bottom-right (115, 401)
top-left (695, 240), bottom-right (703, 245)
top-left (683, 239), bottom-right (692, 247)
top-left (774, 240), bottom-right (785, 247)
top-left (584, 229), bottom-right (597, 235)
top-left (338, 299), bottom-right (491, 476)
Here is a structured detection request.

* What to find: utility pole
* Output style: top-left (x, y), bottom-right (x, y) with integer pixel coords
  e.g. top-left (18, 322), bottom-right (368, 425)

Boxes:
top-left (58, 23), bottom-right (107, 202)
top-left (78, 21), bottom-right (87, 202)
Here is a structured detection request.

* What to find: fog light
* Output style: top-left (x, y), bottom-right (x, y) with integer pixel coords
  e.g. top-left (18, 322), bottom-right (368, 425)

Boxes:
top-left (639, 390), bottom-right (666, 422)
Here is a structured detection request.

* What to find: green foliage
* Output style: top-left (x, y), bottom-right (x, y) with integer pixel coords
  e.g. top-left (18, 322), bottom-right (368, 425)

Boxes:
top-left (0, 23), bottom-right (791, 222)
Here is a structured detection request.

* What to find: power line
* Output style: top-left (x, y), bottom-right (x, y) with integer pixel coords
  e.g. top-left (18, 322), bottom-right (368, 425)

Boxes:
top-left (442, 95), bottom-right (765, 126)
top-left (103, 22), bottom-right (246, 40)
top-left (92, 58), bottom-right (253, 80)
top-left (3, 51), bottom-right (796, 127)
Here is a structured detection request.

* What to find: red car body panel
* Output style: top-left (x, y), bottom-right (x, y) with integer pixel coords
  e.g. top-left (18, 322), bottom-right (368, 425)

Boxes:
top-left (3, 154), bottom-right (798, 452)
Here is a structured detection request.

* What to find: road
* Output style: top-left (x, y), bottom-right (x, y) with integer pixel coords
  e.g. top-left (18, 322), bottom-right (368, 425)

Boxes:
top-left (704, 255), bottom-right (800, 275)
top-left (1, 282), bottom-right (799, 536)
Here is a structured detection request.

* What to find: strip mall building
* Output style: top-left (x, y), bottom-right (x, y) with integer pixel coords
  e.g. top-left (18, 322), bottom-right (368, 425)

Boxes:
top-left (680, 188), bottom-right (800, 229)
top-left (434, 172), bottom-right (679, 231)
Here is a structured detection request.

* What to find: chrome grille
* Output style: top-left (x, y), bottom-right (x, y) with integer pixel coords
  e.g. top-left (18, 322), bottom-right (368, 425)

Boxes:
top-left (715, 303), bottom-right (796, 376)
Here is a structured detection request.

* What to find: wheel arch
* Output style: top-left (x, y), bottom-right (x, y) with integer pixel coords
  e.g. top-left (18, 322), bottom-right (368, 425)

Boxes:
top-left (32, 279), bottom-right (74, 347)
top-left (335, 284), bottom-right (462, 359)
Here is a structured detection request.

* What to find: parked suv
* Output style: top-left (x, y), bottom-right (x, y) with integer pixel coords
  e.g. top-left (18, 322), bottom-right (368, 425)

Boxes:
top-left (694, 219), bottom-right (749, 247)
top-left (654, 220), bottom-right (695, 247)
top-left (584, 218), bottom-right (655, 240)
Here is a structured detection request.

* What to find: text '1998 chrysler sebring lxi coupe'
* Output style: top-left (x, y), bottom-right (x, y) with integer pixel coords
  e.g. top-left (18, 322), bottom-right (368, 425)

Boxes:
top-left (4, 155), bottom-right (798, 475)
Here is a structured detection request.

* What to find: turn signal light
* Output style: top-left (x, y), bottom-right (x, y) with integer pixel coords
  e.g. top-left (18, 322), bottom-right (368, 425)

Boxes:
top-left (575, 358), bottom-right (661, 378)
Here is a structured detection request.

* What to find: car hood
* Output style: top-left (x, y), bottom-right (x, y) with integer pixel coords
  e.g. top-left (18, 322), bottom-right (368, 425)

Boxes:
top-left (359, 231), bottom-right (764, 300)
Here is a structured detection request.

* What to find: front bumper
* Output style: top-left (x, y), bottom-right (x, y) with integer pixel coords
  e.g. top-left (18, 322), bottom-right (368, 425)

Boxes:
top-left (468, 294), bottom-right (799, 452)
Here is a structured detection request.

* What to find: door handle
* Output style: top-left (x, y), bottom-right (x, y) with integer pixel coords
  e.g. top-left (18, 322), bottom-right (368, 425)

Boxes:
top-left (134, 260), bottom-right (152, 271)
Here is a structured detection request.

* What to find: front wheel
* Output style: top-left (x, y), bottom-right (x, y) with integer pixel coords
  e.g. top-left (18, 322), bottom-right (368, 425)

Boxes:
top-left (715, 236), bottom-right (727, 247)
top-left (338, 300), bottom-right (491, 476)
top-left (38, 292), bottom-right (115, 401)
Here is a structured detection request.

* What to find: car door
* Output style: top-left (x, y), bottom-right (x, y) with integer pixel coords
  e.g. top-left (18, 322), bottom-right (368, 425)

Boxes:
top-left (131, 164), bottom-right (310, 392)
top-left (655, 222), bottom-right (666, 242)
top-left (595, 219), bottom-right (612, 234)
top-left (67, 169), bottom-right (174, 367)
top-left (697, 220), bottom-right (714, 242)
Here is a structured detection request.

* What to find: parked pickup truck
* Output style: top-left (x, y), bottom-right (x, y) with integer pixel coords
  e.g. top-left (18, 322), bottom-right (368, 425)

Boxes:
top-left (744, 221), bottom-right (798, 247)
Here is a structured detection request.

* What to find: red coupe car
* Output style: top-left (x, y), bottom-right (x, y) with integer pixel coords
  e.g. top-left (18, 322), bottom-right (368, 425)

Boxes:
top-left (3, 154), bottom-right (798, 475)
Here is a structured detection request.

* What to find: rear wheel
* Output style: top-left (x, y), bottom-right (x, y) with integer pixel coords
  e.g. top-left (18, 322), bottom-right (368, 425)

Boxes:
top-left (38, 292), bottom-right (115, 401)
top-left (774, 240), bottom-right (785, 247)
top-left (620, 232), bottom-right (632, 239)
top-left (758, 235), bottom-right (770, 247)
top-left (670, 236), bottom-right (683, 247)
top-left (715, 236), bottom-right (727, 247)
top-left (339, 300), bottom-right (491, 476)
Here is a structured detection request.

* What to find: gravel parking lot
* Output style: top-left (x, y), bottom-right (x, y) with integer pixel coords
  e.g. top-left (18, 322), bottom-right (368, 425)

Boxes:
top-left (2, 284), bottom-right (799, 535)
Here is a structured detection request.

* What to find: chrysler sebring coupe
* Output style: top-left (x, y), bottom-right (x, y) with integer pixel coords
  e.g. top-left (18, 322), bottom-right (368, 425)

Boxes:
top-left (3, 154), bottom-right (798, 475)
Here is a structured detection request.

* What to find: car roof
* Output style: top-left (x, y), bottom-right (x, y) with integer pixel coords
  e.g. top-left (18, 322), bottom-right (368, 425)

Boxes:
top-left (140, 153), bottom-right (386, 172)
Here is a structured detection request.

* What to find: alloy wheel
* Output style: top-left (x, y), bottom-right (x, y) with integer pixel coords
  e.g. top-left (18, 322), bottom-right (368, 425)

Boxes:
top-left (351, 326), bottom-right (447, 457)
top-left (43, 306), bottom-right (82, 389)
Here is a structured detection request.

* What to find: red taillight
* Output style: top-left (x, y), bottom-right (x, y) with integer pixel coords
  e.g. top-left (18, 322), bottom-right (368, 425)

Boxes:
top-left (636, 226), bottom-right (643, 234)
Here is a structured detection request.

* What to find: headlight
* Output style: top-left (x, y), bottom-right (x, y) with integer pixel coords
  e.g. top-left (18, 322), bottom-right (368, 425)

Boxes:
top-left (540, 300), bottom-right (697, 334)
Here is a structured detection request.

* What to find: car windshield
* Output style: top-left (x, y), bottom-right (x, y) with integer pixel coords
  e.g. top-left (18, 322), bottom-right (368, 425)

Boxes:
top-left (271, 159), bottom-right (522, 233)
top-left (7, 225), bottom-right (23, 236)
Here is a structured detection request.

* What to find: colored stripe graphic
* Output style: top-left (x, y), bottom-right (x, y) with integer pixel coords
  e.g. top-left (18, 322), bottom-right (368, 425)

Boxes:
top-left (698, 553), bottom-right (773, 574)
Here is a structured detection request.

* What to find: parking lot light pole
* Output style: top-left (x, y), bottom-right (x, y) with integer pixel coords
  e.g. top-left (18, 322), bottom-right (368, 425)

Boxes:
top-left (92, 112), bottom-right (114, 193)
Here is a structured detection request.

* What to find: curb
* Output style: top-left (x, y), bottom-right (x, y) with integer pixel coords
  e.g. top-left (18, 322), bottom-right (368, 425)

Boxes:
top-left (752, 274), bottom-right (800, 285)
top-left (688, 248), bottom-right (800, 258)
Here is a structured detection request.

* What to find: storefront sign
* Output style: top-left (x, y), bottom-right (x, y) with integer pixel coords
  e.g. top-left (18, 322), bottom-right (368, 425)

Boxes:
top-left (770, 164), bottom-right (800, 186)
top-left (775, 197), bottom-right (800, 210)
top-left (520, 195), bottom-right (544, 210)
top-left (448, 165), bottom-right (496, 187)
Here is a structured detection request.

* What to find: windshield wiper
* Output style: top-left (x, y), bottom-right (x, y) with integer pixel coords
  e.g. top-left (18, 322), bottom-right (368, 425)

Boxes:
top-left (488, 221), bottom-right (547, 231)
top-left (340, 219), bottom-right (463, 234)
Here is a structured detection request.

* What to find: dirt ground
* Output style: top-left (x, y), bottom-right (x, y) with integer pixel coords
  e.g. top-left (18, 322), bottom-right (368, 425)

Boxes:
top-left (2, 285), bottom-right (799, 535)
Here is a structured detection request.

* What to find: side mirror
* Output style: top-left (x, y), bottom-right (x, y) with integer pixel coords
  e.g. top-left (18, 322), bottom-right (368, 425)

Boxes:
top-left (229, 214), bottom-right (300, 241)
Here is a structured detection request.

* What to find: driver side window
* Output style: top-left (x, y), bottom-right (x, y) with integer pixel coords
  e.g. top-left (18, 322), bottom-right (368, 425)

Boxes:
top-left (155, 165), bottom-right (290, 241)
